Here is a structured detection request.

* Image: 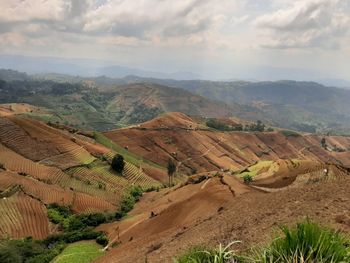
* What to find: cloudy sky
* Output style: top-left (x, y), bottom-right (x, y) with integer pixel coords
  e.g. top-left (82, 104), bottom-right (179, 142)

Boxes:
top-left (0, 0), bottom-right (349, 80)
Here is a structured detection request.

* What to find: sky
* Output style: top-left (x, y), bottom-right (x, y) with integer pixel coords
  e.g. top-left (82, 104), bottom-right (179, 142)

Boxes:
top-left (0, 0), bottom-right (349, 80)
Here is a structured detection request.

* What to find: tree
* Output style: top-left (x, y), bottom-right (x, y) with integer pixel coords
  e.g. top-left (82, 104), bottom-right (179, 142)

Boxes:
top-left (111, 154), bottom-right (125, 173)
top-left (167, 158), bottom-right (176, 186)
top-left (321, 138), bottom-right (327, 149)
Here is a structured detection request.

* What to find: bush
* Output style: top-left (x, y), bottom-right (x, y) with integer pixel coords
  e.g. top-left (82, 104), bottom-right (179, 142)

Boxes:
top-left (115, 186), bottom-right (144, 220)
top-left (0, 238), bottom-right (65, 263)
top-left (243, 174), bottom-right (253, 184)
top-left (206, 119), bottom-right (243, 132)
top-left (256, 220), bottom-right (350, 262)
top-left (281, 130), bottom-right (301, 137)
top-left (129, 185), bottom-right (143, 201)
top-left (111, 154), bottom-right (125, 173)
top-left (96, 234), bottom-right (109, 246)
top-left (175, 242), bottom-right (240, 263)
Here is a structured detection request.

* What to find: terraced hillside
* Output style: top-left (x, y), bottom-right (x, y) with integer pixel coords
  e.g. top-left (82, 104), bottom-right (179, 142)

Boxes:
top-left (105, 112), bottom-right (350, 175)
top-left (95, 159), bottom-right (350, 263)
top-left (0, 115), bottom-right (164, 239)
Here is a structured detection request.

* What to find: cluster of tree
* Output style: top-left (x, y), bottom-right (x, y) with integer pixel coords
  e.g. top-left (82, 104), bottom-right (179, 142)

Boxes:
top-left (0, 79), bottom-right (85, 103)
top-left (115, 186), bottom-right (143, 219)
top-left (0, 209), bottom-right (109, 263)
top-left (206, 119), bottom-right (244, 131)
top-left (206, 119), bottom-right (272, 132)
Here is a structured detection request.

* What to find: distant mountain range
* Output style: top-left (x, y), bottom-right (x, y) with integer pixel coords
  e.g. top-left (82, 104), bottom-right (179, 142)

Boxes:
top-left (1, 54), bottom-right (349, 87)
top-left (1, 68), bottom-right (350, 134)
top-left (0, 55), bottom-right (201, 80)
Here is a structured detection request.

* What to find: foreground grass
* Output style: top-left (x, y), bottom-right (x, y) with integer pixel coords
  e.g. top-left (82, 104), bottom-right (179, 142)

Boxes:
top-left (175, 220), bottom-right (350, 263)
top-left (52, 241), bottom-right (104, 263)
top-left (256, 220), bottom-right (350, 263)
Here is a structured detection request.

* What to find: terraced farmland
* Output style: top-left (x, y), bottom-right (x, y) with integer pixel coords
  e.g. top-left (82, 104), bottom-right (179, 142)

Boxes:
top-left (122, 162), bottom-right (162, 189)
top-left (0, 192), bottom-right (49, 239)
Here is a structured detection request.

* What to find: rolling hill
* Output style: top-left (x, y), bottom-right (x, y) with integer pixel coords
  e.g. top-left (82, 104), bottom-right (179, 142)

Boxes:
top-left (0, 113), bottom-right (164, 239)
top-left (0, 109), bottom-right (349, 263)
top-left (99, 76), bottom-right (350, 134)
top-left (104, 112), bottom-right (350, 175)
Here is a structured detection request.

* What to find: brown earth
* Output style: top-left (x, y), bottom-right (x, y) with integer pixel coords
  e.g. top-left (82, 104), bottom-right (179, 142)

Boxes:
top-left (105, 112), bottom-right (350, 174)
top-left (0, 115), bottom-right (163, 239)
top-left (96, 163), bottom-right (350, 263)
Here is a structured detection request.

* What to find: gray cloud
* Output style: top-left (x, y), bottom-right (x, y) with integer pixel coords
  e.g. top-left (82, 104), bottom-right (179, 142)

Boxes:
top-left (254, 0), bottom-right (350, 49)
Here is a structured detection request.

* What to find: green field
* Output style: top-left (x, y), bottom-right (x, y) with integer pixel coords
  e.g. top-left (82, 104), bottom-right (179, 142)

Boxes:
top-left (94, 131), bottom-right (165, 170)
top-left (51, 241), bottom-right (104, 263)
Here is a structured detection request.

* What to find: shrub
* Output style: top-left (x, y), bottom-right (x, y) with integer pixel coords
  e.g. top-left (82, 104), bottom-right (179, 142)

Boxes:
top-left (256, 220), bottom-right (350, 262)
top-left (115, 187), bottom-right (144, 220)
top-left (175, 242), bottom-right (240, 263)
top-left (111, 154), bottom-right (125, 173)
top-left (129, 185), bottom-right (143, 201)
top-left (281, 130), bottom-right (301, 137)
top-left (243, 174), bottom-right (253, 184)
top-left (96, 234), bottom-right (109, 246)
top-left (0, 238), bottom-right (65, 263)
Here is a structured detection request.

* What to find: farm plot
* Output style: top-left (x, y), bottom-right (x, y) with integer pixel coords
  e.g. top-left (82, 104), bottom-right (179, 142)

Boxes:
top-left (0, 143), bottom-right (68, 184)
top-left (0, 192), bottom-right (49, 239)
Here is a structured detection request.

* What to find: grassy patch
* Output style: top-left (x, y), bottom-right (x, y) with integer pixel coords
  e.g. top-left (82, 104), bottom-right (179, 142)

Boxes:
top-left (255, 220), bottom-right (350, 263)
top-left (175, 242), bottom-right (241, 263)
top-left (52, 241), bottom-right (104, 263)
top-left (175, 220), bottom-right (350, 263)
top-left (94, 132), bottom-right (164, 170)
top-left (281, 129), bottom-right (301, 137)
top-left (239, 161), bottom-right (273, 178)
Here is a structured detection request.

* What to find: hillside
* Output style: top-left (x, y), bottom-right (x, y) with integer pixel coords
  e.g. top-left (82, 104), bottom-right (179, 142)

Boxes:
top-left (95, 161), bottom-right (350, 262)
top-left (102, 76), bottom-right (350, 134)
top-left (0, 111), bottom-right (350, 263)
top-left (0, 75), bottom-right (239, 131)
top-left (0, 114), bottom-right (164, 239)
top-left (105, 112), bottom-right (350, 175)
top-left (2, 70), bottom-right (350, 135)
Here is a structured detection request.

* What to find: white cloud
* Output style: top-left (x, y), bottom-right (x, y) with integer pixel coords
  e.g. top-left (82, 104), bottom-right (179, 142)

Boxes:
top-left (0, 0), bottom-right (70, 22)
top-left (254, 0), bottom-right (350, 49)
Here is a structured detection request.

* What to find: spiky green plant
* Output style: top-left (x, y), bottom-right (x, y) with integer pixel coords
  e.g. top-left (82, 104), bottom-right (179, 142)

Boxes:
top-left (255, 220), bottom-right (350, 263)
top-left (175, 241), bottom-right (241, 263)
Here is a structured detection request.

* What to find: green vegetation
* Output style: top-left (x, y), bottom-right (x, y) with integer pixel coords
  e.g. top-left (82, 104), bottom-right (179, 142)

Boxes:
top-left (255, 220), bottom-right (350, 262)
top-left (111, 154), bottom-right (125, 173)
top-left (206, 119), bottom-right (243, 132)
top-left (244, 120), bottom-right (266, 132)
top-left (94, 132), bottom-right (164, 170)
top-left (0, 237), bottom-right (65, 263)
top-left (206, 119), bottom-right (272, 133)
top-left (238, 161), bottom-right (274, 179)
top-left (47, 204), bottom-right (108, 232)
top-left (281, 130), bottom-right (301, 137)
top-left (243, 174), bottom-right (253, 184)
top-left (175, 220), bottom-right (350, 263)
top-left (115, 186), bottom-right (143, 219)
top-left (52, 241), bottom-right (104, 263)
top-left (175, 242), bottom-right (240, 263)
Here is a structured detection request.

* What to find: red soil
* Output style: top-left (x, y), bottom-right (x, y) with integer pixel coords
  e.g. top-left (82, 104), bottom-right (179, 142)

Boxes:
top-left (96, 169), bottom-right (350, 263)
top-left (104, 113), bottom-right (350, 175)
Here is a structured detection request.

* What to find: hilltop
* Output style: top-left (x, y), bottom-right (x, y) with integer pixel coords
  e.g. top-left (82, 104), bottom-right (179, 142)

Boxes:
top-left (105, 112), bottom-right (350, 175)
